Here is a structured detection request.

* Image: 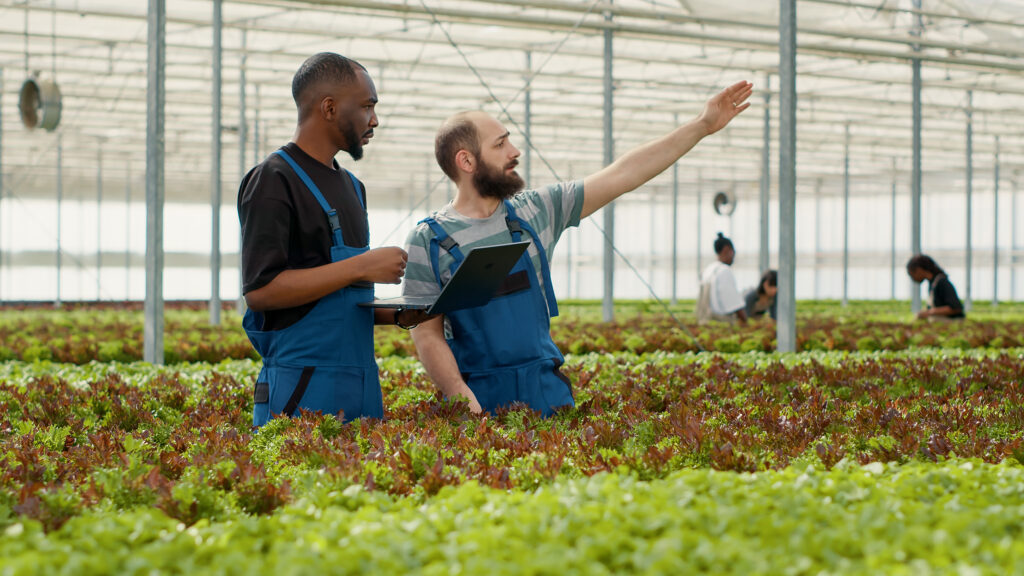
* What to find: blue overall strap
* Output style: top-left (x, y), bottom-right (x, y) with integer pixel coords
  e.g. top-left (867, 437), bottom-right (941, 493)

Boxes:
top-left (419, 217), bottom-right (465, 288)
top-left (504, 201), bottom-right (559, 317)
top-left (341, 169), bottom-right (369, 245)
top-left (274, 149), bottom-right (344, 248)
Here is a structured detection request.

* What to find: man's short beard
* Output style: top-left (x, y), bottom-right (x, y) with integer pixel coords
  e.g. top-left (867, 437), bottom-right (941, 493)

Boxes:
top-left (472, 157), bottom-right (524, 200)
top-left (341, 118), bottom-right (364, 161)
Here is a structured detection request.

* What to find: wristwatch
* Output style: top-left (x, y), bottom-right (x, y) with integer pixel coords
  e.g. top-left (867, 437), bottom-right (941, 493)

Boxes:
top-left (395, 307), bottom-right (419, 330)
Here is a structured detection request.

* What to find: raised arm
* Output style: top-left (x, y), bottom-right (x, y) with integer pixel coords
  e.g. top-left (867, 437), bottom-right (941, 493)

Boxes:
top-left (581, 80), bottom-right (752, 219)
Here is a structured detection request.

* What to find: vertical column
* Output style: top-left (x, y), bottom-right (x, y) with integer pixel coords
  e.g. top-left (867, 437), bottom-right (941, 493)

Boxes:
top-left (777, 0), bottom-right (798, 352)
top-left (696, 170), bottom-right (703, 280)
top-left (96, 145), bottom-right (103, 300)
top-left (759, 74), bottom-right (771, 274)
top-left (237, 29), bottom-right (248, 315)
top-left (1012, 178), bottom-right (1018, 301)
top-left (253, 85), bottom-right (261, 165)
top-left (842, 124), bottom-right (850, 307)
top-left (56, 134), bottom-right (63, 307)
top-left (601, 5), bottom-right (615, 322)
top-left (209, 0), bottom-right (223, 325)
top-left (145, 0), bottom-right (166, 364)
top-left (993, 136), bottom-right (999, 307)
top-left (523, 51), bottom-right (532, 189)
top-left (814, 180), bottom-right (821, 299)
top-left (890, 160), bottom-right (897, 300)
top-left (0, 66), bottom-right (3, 301)
top-left (671, 112), bottom-right (679, 305)
top-left (910, 0), bottom-right (923, 314)
top-left (125, 161), bottom-right (131, 300)
top-left (965, 91), bottom-right (973, 311)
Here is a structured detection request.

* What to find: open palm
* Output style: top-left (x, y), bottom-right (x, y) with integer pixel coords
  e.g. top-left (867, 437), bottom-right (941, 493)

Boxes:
top-left (699, 80), bottom-right (753, 135)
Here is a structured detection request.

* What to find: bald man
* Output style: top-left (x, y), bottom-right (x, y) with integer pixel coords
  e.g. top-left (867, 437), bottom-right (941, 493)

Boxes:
top-left (238, 52), bottom-right (427, 427)
top-left (402, 81), bottom-right (753, 417)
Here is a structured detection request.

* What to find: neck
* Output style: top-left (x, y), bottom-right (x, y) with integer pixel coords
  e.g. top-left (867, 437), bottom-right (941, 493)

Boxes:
top-left (292, 125), bottom-right (339, 168)
top-left (452, 183), bottom-right (502, 218)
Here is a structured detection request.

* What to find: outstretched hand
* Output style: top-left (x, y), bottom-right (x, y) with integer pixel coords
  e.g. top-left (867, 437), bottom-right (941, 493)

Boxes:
top-left (698, 80), bottom-right (753, 136)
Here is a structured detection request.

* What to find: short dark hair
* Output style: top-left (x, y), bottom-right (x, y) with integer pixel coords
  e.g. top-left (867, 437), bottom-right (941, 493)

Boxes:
top-left (291, 52), bottom-right (365, 120)
top-left (906, 254), bottom-right (945, 277)
top-left (435, 112), bottom-right (481, 181)
top-left (713, 232), bottom-right (733, 254)
top-left (757, 269), bottom-right (777, 296)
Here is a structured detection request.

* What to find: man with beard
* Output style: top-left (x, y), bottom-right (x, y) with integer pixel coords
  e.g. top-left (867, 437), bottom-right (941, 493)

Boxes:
top-left (238, 52), bottom-right (425, 427)
top-left (402, 81), bottom-right (753, 416)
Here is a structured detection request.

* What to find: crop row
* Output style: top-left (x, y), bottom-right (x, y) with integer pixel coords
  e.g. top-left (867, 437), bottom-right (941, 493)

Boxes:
top-left (2, 306), bottom-right (1024, 364)
top-left (2, 351), bottom-right (1022, 530)
top-left (2, 460), bottom-right (1023, 575)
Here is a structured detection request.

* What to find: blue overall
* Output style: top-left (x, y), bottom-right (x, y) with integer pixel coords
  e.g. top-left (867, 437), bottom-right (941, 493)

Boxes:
top-left (421, 201), bottom-right (574, 417)
top-left (244, 149), bottom-right (383, 427)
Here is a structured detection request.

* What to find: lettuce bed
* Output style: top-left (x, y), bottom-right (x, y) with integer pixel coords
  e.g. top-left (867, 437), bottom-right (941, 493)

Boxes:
top-left (2, 460), bottom-right (1022, 575)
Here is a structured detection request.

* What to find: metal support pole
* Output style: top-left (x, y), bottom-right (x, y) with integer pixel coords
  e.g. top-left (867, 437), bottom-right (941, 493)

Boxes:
top-left (237, 29), bottom-right (248, 315)
top-left (1012, 179), bottom-right (1019, 301)
top-left (814, 180), bottom-right (821, 299)
top-left (253, 85), bottom-right (261, 165)
top-left (524, 51), bottom-right (532, 189)
top-left (993, 136), bottom-right (1000, 307)
top-left (965, 91), bottom-right (973, 311)
top-left (910, 0), bottom-right (923, 314)
top-left (145, 0), bottom-right (166, 364)
top-left (125, 162), bottom-right (131, 300)
top-left (601, 5), bottom-right (615, 322)
top-left (890, 160), bottom-right (897, 300)
top-left (96, 145), bottom-right (103, 300)
top-left (777, 0), bottom-right (798, 352)
top-left (759, 74), bottom-right (771, 274)
top-left (209, 0), bottom-right (222, 325)
top-left (0, 66), bottom-right (4, 301)
top-left (671, 112), bottom-right (679, 305)
top-left (842, 124), bottom-right (850, 307)
top-left (56, 134), bottom-right (63, 307)
top-left (696, 170), bottom-right (703, 280)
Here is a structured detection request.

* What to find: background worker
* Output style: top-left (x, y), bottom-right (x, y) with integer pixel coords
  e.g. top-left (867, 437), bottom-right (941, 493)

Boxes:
top-left (906, 254), bottom-right (965, 320)
top-left (697, 233), bottom-right (748, 325)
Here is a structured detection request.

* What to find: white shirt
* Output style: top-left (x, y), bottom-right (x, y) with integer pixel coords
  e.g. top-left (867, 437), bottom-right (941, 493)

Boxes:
top-left (701, 261), bottom-right (744, 316)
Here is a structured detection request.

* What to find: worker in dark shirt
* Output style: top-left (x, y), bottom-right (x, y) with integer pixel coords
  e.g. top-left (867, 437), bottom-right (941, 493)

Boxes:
top-left (238, 52), bottom-right (428, 427)
top-left (906, 254), bottom-right (965, 320)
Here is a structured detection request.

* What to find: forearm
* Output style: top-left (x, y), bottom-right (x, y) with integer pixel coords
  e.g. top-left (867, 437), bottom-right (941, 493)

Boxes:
top-left (410, 320), bottom-right (474, 399)
top-left (244, 259), bottom-right (365, 311)
top-left (581, 120), bottom-right (709, 219)
top-left (928, 306), bottom-right (959, 317)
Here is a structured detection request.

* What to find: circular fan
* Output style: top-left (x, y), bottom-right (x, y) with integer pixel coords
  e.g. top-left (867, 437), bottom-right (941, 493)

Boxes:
top-left (19, 77), bottom-right (63, 132)
top-left (712, 190), bottom-right (736, 216)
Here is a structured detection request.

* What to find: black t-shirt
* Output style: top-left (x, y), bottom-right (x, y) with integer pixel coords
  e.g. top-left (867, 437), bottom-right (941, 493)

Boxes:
top-left (929, 274), bottom-right (965, 318)
top-left (238, 142), bottom-right (369, 331)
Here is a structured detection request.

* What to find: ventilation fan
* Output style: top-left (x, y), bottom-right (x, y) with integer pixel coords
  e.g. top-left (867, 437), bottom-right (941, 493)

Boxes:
top-left (19, 76), bottom-right (62, 132)
top-left (712, 190), bottom-right (736, 216)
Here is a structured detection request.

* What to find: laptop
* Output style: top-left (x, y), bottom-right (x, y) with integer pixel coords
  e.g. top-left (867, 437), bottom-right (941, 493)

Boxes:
top-left (359, 240), bottom-right (530, 315)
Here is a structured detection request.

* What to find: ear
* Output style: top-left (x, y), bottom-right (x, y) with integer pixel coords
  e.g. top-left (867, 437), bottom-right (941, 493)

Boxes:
top-left (455, 150), bottom-right (475, 175)
top-left (319, 95), bottom-right (336, 121)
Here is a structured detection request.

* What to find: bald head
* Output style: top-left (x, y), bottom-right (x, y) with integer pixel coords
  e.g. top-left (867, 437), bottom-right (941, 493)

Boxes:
top-left (435, 111), bottom-right (492, 181)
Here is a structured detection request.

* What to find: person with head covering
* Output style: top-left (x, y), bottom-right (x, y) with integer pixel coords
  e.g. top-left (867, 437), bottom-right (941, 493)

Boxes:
top-left (697, 233), bottom-right (748, 325)
top-left (906, 254), bottom-right (965, 320)
top-left (744, 269), bottom-right (778, 321)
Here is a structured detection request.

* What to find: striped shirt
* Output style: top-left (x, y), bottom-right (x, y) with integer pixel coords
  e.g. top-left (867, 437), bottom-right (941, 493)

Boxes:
top-left (402, 181), bottom-right (584, 313)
